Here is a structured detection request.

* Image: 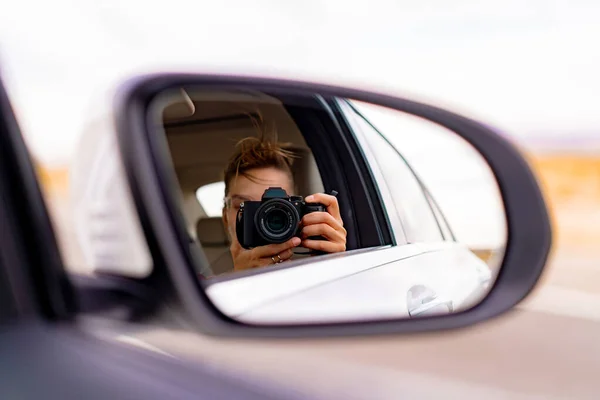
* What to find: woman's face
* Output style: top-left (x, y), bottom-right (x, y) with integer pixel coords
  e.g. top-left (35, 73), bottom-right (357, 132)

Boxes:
top-left (223, 167), bottom-right (294, 244)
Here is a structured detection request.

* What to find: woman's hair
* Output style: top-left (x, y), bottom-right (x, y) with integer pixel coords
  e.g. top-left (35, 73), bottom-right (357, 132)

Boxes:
top-left (223, 136), bottom-right (297, 198)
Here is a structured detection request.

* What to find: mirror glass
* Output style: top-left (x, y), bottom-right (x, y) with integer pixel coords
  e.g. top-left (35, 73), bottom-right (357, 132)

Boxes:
top-left (150, 86), bottom-right (507, 324)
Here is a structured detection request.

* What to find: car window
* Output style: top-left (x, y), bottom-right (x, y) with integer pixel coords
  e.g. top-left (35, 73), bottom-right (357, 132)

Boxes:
top-left (196, 181), bottom-right (225, 218)
top-left (342, 103), bottom-right (444, 244)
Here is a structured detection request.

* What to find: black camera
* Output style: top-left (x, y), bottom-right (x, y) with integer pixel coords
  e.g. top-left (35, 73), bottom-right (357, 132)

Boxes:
top-left (236, 187), bottom-right (327, 249)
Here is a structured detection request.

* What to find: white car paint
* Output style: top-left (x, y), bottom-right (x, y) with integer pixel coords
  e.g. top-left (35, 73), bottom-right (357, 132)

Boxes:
top-left (206, 242), bottom-right (491, 324)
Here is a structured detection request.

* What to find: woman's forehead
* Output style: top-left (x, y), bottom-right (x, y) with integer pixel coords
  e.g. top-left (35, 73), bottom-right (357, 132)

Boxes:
top-left (228, 168), bottom-right (294, 197)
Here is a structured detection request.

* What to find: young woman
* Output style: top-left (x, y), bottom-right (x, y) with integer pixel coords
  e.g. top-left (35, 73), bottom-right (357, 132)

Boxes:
top-left (222, 137), bottom-right (347, 272)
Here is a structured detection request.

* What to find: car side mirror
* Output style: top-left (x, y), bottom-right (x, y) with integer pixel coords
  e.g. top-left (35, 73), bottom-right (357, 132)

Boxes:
top-left (70, 73), bottom-right (552, 338)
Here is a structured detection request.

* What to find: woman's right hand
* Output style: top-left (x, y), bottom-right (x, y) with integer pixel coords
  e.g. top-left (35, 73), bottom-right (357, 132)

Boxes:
top-left (230, 237), bottom-right (301, 271)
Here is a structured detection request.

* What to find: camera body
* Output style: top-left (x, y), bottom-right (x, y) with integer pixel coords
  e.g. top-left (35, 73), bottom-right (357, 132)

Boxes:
top-left (236, 187), bottom-right (327, 249)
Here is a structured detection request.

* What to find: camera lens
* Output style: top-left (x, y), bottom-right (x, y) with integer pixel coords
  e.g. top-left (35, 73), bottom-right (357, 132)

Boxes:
top-left (255, 199), bottom-right (300, 244)
top-left (265, 209), bottom-right (288, 233)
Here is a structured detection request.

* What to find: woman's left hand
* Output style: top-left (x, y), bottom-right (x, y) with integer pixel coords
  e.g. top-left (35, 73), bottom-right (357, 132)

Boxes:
top-left (300, 193), bottom-right (346, 253)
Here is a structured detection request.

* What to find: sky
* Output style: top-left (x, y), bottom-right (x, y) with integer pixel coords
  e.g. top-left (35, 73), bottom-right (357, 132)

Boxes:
top-left (0, 0), bottom-right (599, 166)
top-left (0, 1), bottom-right (598, 251)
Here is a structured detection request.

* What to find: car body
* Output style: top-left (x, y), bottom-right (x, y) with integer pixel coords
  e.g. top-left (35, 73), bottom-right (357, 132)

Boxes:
top-left (206, 242), bottom-right (491, 323)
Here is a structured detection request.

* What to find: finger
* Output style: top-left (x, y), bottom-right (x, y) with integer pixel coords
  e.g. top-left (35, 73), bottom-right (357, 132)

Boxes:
top-left (277, 248), bottom-right (294, 262)
top-left (255, 257), bottom-right (277, 267)
top-left (253, 237), bottom-right (301, 258)
top-left (255, 248), bottom-right (295, 267)
top-left (260, 248), bottom-right (294, 265)
top-left (301, 238), bottom-right (346, 253)
top-left (305, 193), bottom-right (342, 223)
top-left (302, 212), bottom-right (344, 232)
top-left (301, 223), bottom-right (344, 242)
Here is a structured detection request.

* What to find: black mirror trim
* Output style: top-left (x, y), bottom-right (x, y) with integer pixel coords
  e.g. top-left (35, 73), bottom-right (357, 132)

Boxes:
top-left (114, 73), bottom-right (552, 338)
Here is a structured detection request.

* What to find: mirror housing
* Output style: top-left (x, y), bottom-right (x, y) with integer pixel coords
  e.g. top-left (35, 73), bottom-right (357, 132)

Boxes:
top-left (75, 73), bottom-right (552, 337)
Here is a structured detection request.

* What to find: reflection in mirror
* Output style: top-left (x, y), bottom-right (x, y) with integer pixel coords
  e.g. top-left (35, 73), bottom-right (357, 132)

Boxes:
top-left (150, 86), bottom-right (507, 325)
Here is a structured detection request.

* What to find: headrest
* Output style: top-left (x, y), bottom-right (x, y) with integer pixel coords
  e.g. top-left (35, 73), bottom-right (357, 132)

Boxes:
top-left (196, 217), bottom-right (229, 247)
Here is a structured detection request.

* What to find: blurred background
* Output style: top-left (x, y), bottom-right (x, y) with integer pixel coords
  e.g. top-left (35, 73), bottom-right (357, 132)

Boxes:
top-left (1, 0), bottom-right (599, 320)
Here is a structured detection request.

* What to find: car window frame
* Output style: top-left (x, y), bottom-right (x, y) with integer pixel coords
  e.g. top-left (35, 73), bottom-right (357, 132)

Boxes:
top-left (334, 98), bottom-right (446, 244)
top-left (322, 97), bottom-right (402, 245)
top-left (340, 99), bottom-right (461, 243)
top-left (275, 92), bottom-right (394, 249)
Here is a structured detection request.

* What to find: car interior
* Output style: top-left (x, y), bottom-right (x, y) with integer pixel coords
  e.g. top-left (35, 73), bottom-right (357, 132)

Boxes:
top-left (161, 89), bottom-right (325, 275)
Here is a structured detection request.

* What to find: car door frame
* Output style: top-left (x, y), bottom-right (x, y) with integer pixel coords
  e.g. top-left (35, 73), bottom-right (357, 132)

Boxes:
top-left (327, 97), bottom-right (450, 245)
top-left (348, 103), bottom-right (457, 242)
top-left (274, 92), bottom-right (395, 249)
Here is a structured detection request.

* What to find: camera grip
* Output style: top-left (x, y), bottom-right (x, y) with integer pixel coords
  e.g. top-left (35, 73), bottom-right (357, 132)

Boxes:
top-left (300, 190), bottom-right (338, 255)
top-left (303, 202), bottom-right (326, 213)
top-left (302, 201), bottom-right (328, 243)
